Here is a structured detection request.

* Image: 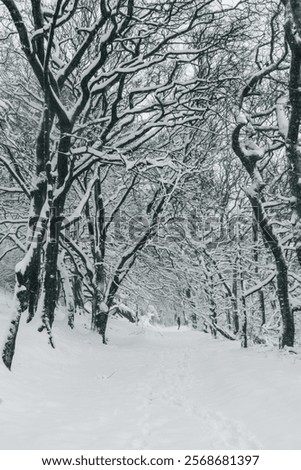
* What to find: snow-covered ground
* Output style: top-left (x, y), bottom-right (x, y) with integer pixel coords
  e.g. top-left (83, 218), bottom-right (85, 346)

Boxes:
top-left (0, 292), bottom-right (301, 450)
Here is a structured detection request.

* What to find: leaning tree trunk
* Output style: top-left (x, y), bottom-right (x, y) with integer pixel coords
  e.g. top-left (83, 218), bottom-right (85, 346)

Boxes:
top-left (2, 220), bottom-right (46, 369)
top-left (2, 195), bottom-right (47, 369)
top-left (2, 109), bottom-right (50, 369)
top-left (249, 199), bottom-right (294, 346)
top-left (2, 278), bottom-right (28, 369)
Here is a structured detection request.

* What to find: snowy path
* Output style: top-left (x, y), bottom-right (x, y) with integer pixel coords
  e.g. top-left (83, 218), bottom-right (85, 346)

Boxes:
top-left (1, 311), bottom-right (301, 449)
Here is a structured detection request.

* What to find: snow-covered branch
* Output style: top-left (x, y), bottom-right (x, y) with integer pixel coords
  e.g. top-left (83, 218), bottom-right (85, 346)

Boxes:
top-left (244, 273), bottom-right (276, 298)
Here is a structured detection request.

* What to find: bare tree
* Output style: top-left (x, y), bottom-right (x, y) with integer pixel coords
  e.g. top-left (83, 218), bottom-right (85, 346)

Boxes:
top-left (1, 0), bottom-right (242, 368)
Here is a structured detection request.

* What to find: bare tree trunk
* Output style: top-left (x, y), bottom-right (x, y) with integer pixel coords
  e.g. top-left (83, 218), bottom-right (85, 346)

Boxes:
top-left (86, 169), bottom-right (108, 343)
top-left (248, 194), bottom-right (294, 347)
top-left (2, 284), bottom-right (28, 370)
top-left (232, 257), bottom-right (240, 334)
top-left (208, 273), bottom-right (217, 338)
top-left (41, 238), bottom-right (59, 345)
top-left (226, 307), bottom-right (232, 330)
top-left (2, 107), bottom-right (50, 368)
top-left (27, 249), bottom-right (42, 322)
top-left (191, 313), bottom-right (198, 329)
top-left (259, 290), bottom-right (266, 327)
top-left (280, 7), bottom-right (301, 266)
top-left (41, 128), bottom-right (71, 342)
top-left (240, 275), bottom-right (247, 348)
top-left (252, 217), bottom-right (266, 326)
top-left (26, 114), bottom-right (51, 321)
top-left (185, 287), bottom-right (197, 328)
top-left (2, 208), bottom-right (47, 368)
top-left (237, 233), bottom-right (247, 348)
top-left (58, 254), bottom-right (75, 329)
top-left (202, 248), bottom-right (238, 333)
top-left (233, 120), bottom-right (294, 347)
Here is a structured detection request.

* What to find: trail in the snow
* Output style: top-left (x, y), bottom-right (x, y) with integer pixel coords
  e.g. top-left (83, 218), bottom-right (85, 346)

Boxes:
top-left (128, 333), bottom-right (259, 450)
top-left (0, 309), bottom-right (301, 450)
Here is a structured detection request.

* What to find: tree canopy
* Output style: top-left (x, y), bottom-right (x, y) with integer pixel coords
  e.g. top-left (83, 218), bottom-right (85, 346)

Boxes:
top-left (1, 0), bottom-right (301, 368)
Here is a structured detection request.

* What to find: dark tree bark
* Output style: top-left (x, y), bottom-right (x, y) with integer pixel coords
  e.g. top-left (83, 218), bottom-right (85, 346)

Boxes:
top-left (232, 121), bottom-right (295, 347)
top-left (2, 281), bottom-right (28, 370)
top-left (232, 257), bottom-right (240, 334)
top-left (280, 3), bottom-right (301, 267)
top-left (252, 217), bottom-right (266, 326)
